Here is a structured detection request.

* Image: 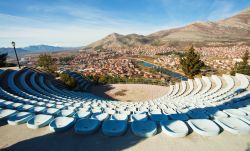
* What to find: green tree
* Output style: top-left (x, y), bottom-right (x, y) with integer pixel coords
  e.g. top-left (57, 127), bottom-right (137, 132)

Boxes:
top-left (59, 73), bottom-right (76, 88)
top-left (179, 46), bottom-right (205, 78)
top-left (59, 56), bottom-right (74, 64)
top-left (231, 50), bottom-right (250, 75)
top-left (37, 54), bottom-right (57, 73)
top-left (0, 53), bottom-right (8, 67)
top-left (98, 75), bottom-right (109, 84)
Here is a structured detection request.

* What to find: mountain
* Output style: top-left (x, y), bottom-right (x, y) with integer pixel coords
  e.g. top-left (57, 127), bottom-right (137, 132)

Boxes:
top-left (149, 7), bottom-right (250, 45)
top-left (0, 48), bottom-right (30, 57)
top-left (0, 45), bottom-right (80, 57)
top-left (88, 7), bottom-right (250, 49)
top-left (88, 33), bottom-right (151, 49)
top-left (23, 45), bottom-right (79, 52)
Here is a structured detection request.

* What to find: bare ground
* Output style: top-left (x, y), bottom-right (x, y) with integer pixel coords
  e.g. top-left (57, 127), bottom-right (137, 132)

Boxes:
top-left (89, 84), bottom-right (169, 101)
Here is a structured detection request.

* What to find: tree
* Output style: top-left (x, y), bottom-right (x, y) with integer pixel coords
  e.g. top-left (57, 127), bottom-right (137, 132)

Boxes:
top-left (59, 73), bottom-right (76, 88)
top-left (231, 50), bottom-right (250, 75)
top-left (0, 53), bottom-right (8, 67)
top-left (98, 75), bottom-right (108, 84)
top-left (179, 46), bottom-right (205, 78)
top-left (59, 56), bottom-right (74, 64)
top-left (37, 54), bottom-right (57, 73)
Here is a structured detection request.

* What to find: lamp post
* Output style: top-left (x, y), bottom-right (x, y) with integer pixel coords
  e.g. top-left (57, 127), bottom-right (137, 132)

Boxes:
top-left (11, 41), bottom-right (21, 69)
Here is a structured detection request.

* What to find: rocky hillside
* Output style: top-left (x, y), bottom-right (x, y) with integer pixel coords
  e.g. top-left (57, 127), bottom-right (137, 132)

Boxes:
top-left (88, 33), bottom-right (151, 49)
top-left (88, 7), bottom-right (250, 49)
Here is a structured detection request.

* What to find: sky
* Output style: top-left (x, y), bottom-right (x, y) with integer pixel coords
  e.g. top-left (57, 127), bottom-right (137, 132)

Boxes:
top-left (0, 0), bottom-right (250, 47)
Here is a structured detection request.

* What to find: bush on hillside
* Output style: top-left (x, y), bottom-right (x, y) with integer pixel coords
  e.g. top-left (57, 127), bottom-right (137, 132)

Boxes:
top-left (59, 73), bottom-right (76, 89)
top-left (37, 54), bottom-right (57, 74)
top-left (0, 53), bottom-right (8, 67)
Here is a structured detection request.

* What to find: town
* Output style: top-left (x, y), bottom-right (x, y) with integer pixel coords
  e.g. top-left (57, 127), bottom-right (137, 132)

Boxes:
top-left (21, 45), bottom-right (250, 83)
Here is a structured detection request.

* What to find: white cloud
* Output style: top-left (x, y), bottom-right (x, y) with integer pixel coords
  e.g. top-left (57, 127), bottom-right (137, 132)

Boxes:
top-left (0, 1), bottom-right (172, 47)
top-left (0, 10), bottom-right (167, 47)
top-left (3, 1), bottom-right (235, 48)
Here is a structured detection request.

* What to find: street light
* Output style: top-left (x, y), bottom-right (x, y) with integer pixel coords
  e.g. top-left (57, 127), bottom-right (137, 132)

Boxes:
top-left (11, 41), bottom-right (21, 69)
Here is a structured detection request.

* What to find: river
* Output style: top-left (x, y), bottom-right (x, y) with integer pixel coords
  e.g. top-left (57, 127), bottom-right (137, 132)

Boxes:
top-left (139, 61), bottom-right (188, 81)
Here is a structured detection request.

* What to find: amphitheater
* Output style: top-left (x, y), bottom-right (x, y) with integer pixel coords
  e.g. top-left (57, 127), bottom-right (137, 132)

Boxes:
top-left (0, 67), bottom-right (250, 151)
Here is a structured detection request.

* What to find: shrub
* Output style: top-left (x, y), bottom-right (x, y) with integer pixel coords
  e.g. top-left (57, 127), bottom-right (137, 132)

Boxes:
top-left (37, 54), bottom-right (57, 74)
top-left (59, 73), bottom-right (76, 89)
top-left (0, 53), bottom-right (8, 67)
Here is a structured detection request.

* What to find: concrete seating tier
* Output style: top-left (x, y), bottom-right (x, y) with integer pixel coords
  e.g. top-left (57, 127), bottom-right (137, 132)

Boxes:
top-left (0, 67), bottom-right (250, 137)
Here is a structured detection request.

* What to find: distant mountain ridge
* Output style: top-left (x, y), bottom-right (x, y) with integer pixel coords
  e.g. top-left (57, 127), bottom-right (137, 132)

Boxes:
top-left (23, 45), bottom-right (79, 52)
top-left (88, 7), bottom-right (250, 49)
top-left (0, 48), bottom-right (30, 57)
top-left (0, 45), bottom-right (80, 57)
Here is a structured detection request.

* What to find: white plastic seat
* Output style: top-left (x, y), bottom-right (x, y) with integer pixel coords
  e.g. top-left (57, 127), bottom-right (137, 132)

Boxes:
top-left (8, 103), bottom-right (23, 109)
top-left (30, 106), bottom-right (46, 113)
top-left (44, 108), bottom-right (60, 115)
top-left (55, 105), bottom-right (65, 109)
top-left (102, 120), bottom-right (127, 136)
top-left (235, 73), bottom-right (249, 90)
top-left (49, 117), bottom-right (75, 132)
top-left (111, 114), bottom-right (128, 121)
top-left (240, 116), bottom-right (250, 125)
top-left (18, 104), bottom-right (34, 111)
top-left (160, 120), bottom-right (189, 137)
top-left (74, 118), bottom-right (101, 134)
top-left (0, 109), bottom-right (17, 119)
top-left (188, 119), bottom-right (220, 136)
top-left (91, 108), bottom-right (102, 114)
top-left (131, 120), bottom-right (157, 137)
top-left (27, 114), bottom-right (53, 129)
top-left (206, 109), bottom-right (228, 119)
top-left (0, 101), bottom-right (13, 107)
top-left (91, 112), bottom-right (109, 121)
top-left (215, 117), bottom-right (250, 135)
top-left (8, 112), bottom-right (33, 125)
top-left (223, 109), bottom-right (247, 118)
top-left (131, 113), bottom-right (148, 121)
top-left (60, 109), bottom-right (75, 117)
top-left (75, 110), bottom-right (91, 119)
top-left (239, 106), bottom-right (250, 115)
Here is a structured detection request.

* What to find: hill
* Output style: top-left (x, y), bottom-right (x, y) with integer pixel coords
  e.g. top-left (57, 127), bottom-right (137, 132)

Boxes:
top-left (88, 33), bottom-right (151, 49)
top-left (88, 7), bottom-right (250, 49)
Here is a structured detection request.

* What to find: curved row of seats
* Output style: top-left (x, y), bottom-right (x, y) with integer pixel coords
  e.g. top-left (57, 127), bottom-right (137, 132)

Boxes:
top-left (0, 106), bottom-right (250, 137)
top-left (0, 67), bottom-right (249, 137)
top-left (64, 71), bottom-right (92, 91)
